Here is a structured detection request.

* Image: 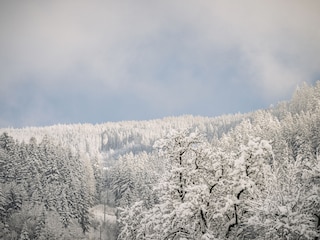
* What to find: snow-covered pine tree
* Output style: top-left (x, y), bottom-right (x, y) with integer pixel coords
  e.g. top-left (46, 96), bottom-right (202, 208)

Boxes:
top-left (77, 183), bottom-right (91, 234)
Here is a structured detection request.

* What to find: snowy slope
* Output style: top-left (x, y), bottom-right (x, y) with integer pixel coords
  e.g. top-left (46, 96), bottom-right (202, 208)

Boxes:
top-left (1, 114), bottom-right (246, 165)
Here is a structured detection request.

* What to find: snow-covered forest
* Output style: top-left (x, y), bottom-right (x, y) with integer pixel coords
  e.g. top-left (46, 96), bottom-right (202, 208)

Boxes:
top-left (1, 81), bottom-right (320, 239)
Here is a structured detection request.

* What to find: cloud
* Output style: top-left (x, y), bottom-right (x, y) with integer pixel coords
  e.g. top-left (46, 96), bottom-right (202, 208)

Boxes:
top-left (0, 0), bottom-right (320, 127)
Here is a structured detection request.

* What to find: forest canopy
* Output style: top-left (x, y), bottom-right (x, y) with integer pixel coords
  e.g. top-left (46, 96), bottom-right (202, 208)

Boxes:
top-left (1, 81), bottom-right (320, 239)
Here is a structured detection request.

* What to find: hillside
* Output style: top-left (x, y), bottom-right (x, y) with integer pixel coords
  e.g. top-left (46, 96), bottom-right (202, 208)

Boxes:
top-left (1, 81), bottom-right (320, 239)
top-left (2, 114), bottom-right (248, 166)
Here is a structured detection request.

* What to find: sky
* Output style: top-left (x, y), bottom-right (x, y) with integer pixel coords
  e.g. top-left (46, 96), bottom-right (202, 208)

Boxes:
top-left (1, 1), bottom-right (320, 128)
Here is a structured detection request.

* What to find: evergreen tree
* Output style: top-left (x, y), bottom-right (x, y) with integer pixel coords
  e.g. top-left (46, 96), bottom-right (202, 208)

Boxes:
top-left (57, 187), bottom-right (71, 228)
top-left (4, 183), bottom-right (24, 218)
top-left (34, 208), bottom-right (46, 240)
top-left (0, 184), bottom-right (6, 225)
top-left (19, 223), bottom-right (31, 240)
top-left (77, 183), bottom-right (91, 234)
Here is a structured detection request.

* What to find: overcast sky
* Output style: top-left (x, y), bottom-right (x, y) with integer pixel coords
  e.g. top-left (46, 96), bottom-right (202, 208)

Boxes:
top-left (1, 1), bottom-right (319, 128)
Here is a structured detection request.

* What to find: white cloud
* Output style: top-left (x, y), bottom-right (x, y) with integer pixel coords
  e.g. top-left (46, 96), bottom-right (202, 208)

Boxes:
top-left (1, 0), bottom-right (320, 126)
